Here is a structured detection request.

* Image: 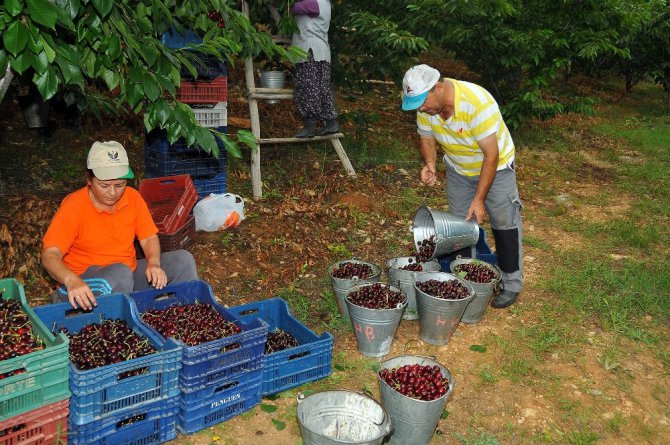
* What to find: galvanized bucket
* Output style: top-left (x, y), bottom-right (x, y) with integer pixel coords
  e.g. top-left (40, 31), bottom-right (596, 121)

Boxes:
top-left (386, 257), bottom-right (441, 320)
top-left (330, 260), bottom-right (382, 322)
top-left (450, 258), bottom-right (502, 324)
top-left (378, 355), bottom-right (455, 445)
top-left (259, 70), bottom-right (286, 104)
top-left (345, 283), bottom-right (407, 357)
top-left (410, 206), bottom-right (480, 260)
top-left (414, 271), bottom-right (476, 345)
top-left (297, 390), bottom-right (392, 445)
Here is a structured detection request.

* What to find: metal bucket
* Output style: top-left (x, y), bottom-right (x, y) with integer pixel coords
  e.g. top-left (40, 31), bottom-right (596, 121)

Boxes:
top-left (297, 390), bottom-right (392, 445)
top-left (410, 206), bottom-right (480, 260)
top-left (378, 355), bottom-right (455, 445)
top-left (386, 257), bottom-right (441, 320)
top-left (330, 260), bottom-right (382, 321)
top-left (414, 271), bottom-right (475, 345)
top-left (450, 258), bottom-right (502, 324)
top-left (259, 70), bottom-right (286, 104)
top-left (345, 283), bottom-right (407, 357)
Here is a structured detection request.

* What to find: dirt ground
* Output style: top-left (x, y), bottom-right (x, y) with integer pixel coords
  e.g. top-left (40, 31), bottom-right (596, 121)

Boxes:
top-left (0, 66), bottom-right (668, 445)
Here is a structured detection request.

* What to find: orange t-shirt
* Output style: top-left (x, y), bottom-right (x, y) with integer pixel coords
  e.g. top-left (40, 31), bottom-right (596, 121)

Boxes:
top-left (42, 186), bottom-right (158, 276)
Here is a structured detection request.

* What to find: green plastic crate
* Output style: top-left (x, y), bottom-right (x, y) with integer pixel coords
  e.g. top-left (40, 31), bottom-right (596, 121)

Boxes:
top-left (0, 278), bottom-right (70, 421)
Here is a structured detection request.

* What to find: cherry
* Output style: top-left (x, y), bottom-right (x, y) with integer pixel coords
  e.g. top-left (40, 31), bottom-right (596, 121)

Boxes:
top-left (416, 279), bottom-right (470, 300)
top-left (379, 364), bottom-right (450, 401)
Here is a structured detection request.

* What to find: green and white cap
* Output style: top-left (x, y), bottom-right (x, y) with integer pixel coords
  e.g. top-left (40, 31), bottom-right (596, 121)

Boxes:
top-left (87, 141), bottom-right (134, 180)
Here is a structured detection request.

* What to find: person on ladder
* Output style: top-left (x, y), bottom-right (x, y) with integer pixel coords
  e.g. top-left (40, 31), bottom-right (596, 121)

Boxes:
top-left (291, 0), bottom-right (339, 138)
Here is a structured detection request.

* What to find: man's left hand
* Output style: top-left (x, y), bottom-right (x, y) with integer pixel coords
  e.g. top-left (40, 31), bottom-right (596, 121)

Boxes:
top-left (145, 264), bottom-right (167, 289)
top-left (466, 199), bottom-right (486, 224)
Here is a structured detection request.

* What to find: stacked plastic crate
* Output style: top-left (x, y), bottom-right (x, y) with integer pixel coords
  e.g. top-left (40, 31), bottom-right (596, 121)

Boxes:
top-left (33, 294), bottom-right (182, 445)
top-left (127, 280), bottom-right (269, 434)
top-left (149, 29), bottom-right (228, 198)
top-left (0, 279), bottom-right (70, 445)
top-left (138, 175), bottom-right (198, 257)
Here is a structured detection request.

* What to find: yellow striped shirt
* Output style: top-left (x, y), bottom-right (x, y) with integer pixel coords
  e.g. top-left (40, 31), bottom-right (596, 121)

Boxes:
top-left (417, 79), bottom-right (515, 176)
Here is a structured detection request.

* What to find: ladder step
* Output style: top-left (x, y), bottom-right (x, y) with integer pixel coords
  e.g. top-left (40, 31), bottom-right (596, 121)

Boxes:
top-left (249, 92), bottom-right (294, 100)
top-left (248, 87), bottom-right (293, 94)
top-left (259, 133), bottom-right (344, 144)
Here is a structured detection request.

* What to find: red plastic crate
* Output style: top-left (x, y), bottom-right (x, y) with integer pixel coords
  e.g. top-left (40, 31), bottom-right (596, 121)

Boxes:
top-left (176, 76), bottom-right (227, 104)
top-left (139, 175), bottom-right (197, 235)
top-left (159, 215), bottom-right (196, 252)
top-left (0, 398), bottom-right (68, 445)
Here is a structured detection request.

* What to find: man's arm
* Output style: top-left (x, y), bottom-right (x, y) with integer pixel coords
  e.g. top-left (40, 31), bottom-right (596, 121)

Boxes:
top-left (41, 246), bottom-right (96, 309)
top-left (139, 234), bottom-right (167, 289)
top-left (467, 133), bottom-right (499, 223)
top-left (419, 135), bottom-right (439, 186)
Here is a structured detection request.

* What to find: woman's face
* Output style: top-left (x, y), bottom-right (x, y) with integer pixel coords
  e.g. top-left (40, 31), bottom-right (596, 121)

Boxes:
top-left (88, 176), bottom-right (128, 208)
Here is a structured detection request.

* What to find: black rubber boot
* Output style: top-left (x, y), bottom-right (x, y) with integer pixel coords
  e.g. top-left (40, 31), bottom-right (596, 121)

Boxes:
top-left (317, 119), bottom-right (340, 136)
top-left (294, 120), bottom-right (316, 138)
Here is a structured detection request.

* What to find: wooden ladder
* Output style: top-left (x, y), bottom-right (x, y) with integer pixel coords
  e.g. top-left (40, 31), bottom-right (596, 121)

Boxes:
top-left (241, 1), bottom-right (356, 199)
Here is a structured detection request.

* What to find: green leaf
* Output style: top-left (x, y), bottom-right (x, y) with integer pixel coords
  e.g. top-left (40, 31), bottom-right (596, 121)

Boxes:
top-left (40, 36), bottom-right (55, 62)
top-left (55, 0), bottom-right (80, 20)
top-left (129, 66), bottom-right (144, 84)
top-left (26, 0), bottom-right (59, 29)
top-left (126, 82), bottom-right (144, 109)
top-left (333, 364), bottom-right (345, 372)
top-left (237, 129), bottom-right (257, 150)
top-left (154, 99), bottom-right (170, 126)
top-left (272, 419), bottom-right (286, 431)
top-left (101, 68), bottom-right (119, 90)
top-left (91, 0), bottom-right (112, 17)
top-left (33, 66), bottom-right (59, 100)
top-left (3, 21), bottom-right (29, 56)
top-left (143, 74), bottom-right (160, 102)
top-left (440, 409), bottom-right (450, 420)
top-left (10, 52), bottom-right (32, 74)
top-left (107, 35), bottom-right (121, 60)
top-left (31, 50), bottom-right (48, 74)
top-left (5, 0), bottom-right (24, 17)
top-left (260, 404), bottom-right (278, 413)
top-left (469, 344), bottom-right (487, 353)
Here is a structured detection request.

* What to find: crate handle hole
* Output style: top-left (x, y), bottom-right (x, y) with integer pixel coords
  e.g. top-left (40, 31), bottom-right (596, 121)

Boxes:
top-left (159, 179), bottom-right (176, 185)
top-left (289, 351), bottom-right (310, 361)
top-left (65, 308), bottom-right (93, 318)
top-left (238, 308), bottom-right (259, 316)
top-left (215, 381), bottom-right (239, 393)
top-left (118, 366), bottom-right (149, 380)
top-left (1, 366), bottom-right (26, 377)
top-left (220, 343), bottom-right (240, 353)
top-left (116, 413), bottom-right (147, 429)
top-left (153, 292), bottom-right (176, 302)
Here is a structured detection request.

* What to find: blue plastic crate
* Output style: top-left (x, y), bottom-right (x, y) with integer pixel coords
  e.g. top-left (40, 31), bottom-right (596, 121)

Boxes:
top-left (192, 174), bottom-right (227, 198)
top-left (32, 294), bottom-right (181, 426)
top-left (145, 126), bottom-right (228, 155)
top-left (229, 298), bottom-right (334, 396)
top-left (144, 147), bottom-right (226, 179)
top-left (438, 227), bottom-right (498, 271)
top-left (67, 395), bottom-right (179, 445)
top-left (127, 280), bottom-right (268, 391)
top-left (180, 54), bottom-right (228, 80)
top-left (177, 367), bottom-right (262, 434)
top-left (161, 28), bottom-right (202, 49)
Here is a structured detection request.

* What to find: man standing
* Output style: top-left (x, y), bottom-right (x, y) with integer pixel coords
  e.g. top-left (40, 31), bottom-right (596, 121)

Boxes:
top-left (41, 141), bottom-right (198, 310)
top-left (401, 64), bottom-right (523, 308)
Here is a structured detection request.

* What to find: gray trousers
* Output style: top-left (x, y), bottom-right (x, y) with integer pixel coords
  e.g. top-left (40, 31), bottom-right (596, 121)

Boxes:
top-left (52, 249), bottom-right (199, 303)
top-left (444, 160), bottom-right (524, 293)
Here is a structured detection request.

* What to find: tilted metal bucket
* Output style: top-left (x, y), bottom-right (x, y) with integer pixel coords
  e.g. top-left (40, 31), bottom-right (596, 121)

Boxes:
top-left (259, 70), bottom-right (286, 104)
top-left (297, 390), bottom-right (392, 445)
top-left (410, 206), bottom-right (479, 260)
top-left (386, 257), bottom-right (441, 320)
top-left (378, 355), bottom-right (455, 445)
top-left (345, 283), bottom-right (407, 357)
top-left (450, 258), bottom-right (502, 324)
top-left (414, 271), bottom-right (476, 345)
top-left (330, 260), bottom-right (382, 321)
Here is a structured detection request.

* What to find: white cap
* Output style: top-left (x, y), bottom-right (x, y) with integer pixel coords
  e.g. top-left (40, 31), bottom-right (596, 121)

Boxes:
top-left (401, 64), bottom-right (441, 111)
top-left (87, 141), bottom-right (134, 180)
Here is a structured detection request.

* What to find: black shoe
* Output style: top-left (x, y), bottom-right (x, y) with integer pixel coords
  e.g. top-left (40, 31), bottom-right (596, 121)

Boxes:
top-left (317, 119), bottom-right (339, 136)
top-left (294, 120), bottom-right (316, 138)
top-left (491, 290), bottom-right (518, 308)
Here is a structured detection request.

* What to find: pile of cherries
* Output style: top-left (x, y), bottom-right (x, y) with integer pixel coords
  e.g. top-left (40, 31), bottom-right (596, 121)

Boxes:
top-left (415, 236), bottom-right (437, 263)
top-left (141, 304), bottom-right (241, 347)
top-left (379, 363), bottom-right (450, 401)
top-left (399, 257), bottom-right (423, 271)
top-left (416, 279), bottom-right (471, 300)
top-left (60, 319), bottom-right (156, 371)
top-left (0, 298), bottom-right (45, 379)
top-left (332, 262), bottom-right (374, 279)
top-left (347, 283), bottom-right (406, 309)
top-left (453, 262), bottom-right (497, 283)
top-left (265, 329), bottom-right (299, 354)
top-left (208, 10), bottom-right (226, 28)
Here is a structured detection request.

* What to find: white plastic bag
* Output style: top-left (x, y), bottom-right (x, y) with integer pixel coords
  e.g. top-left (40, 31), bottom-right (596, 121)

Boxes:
top-left (193, 193), bottom-right (245, 231)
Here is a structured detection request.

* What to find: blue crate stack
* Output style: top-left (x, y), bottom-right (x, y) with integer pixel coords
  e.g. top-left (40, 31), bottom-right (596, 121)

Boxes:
top-left (149, 29), bottom-right (229, 198)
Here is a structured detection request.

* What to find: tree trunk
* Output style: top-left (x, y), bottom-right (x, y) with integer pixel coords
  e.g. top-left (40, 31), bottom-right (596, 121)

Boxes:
top-left (0, 65), bottom-right (14, 104)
